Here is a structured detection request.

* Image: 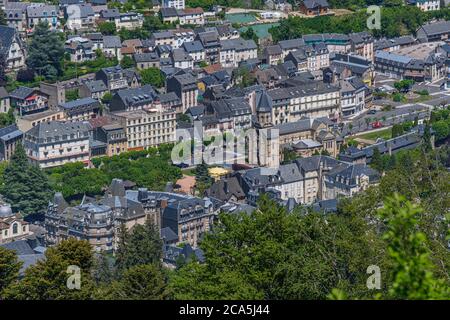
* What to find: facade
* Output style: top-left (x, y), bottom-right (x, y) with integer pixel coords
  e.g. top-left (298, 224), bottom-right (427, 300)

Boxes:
top-left (96, 66), bottom-right (129, 92)
top-left (0, 205), bottom-right (31, 244)
top-left (340, 77), bottom-right (366, 118)
top-left (219, 38), bottom-right (258, 68)
top-left (60, 97), bottom-right (101, 121)
top-left (416, 21), bottom-right (450, 42)
top-left (64, 36), bottom-right (96, 63)
top-left (16, 109), bottom-right (66, 133)
top-left (177, 8), bottom-right (204, 26)
top-left (9, 86), bottom-right (49, 116)
top-left (299, 0), bottom-right (329, 16)
top-left (23, 121), bottom-right (91, 168)
top-left (263, 45), bottom-right (283, 65)
top-left (167, 72), bottom-right (198, 112)
top-left (0, 25), bottom-right (26, 72)
top-left (0, 87), bottom-right (10, 114)
top-left (406, 0), bottom-right (440, 11)
top-left (0, 124), bottom-right (23, 161)
top-left (79, 80), bottom-right (108, 100)
top-left (26, 5), bottom-right (59, 32)
top-left (162, 0), bottom-right (185, 9)
top-left (65, 3), bottom-right (95, 31)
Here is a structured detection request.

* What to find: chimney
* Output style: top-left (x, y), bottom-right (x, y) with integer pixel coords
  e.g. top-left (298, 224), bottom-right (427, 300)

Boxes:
top-left (223, 180), bottom-right (229, 194)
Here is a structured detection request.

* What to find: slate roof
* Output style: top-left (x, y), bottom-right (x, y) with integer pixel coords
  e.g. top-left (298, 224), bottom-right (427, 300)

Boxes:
top-left (278, 38), bottom-right (305, 50)
top-left (160, 7), bottom-right (178, 17)
top-left (25, 121), bottom-right (91, 141)
top-left (133, 52), bottom-right (159, 63)
top-left (264, 44), bottom-right (282, 55)
top-left (27, 5), bottom-right (58, 18)
top-left (9, 86), bottom-right (35, 100)
top-left (0, 87), bottom-right (8, 99)
top-left (206, 177), bottom-right (245, 202)
top-left (418, 21), bottom-right (450, 37)
top-left (115, 85), bottom-right (157, 107)
top-left (0, 124), bottom-right (23, 142)
top-left (102, 35), bottom-right (122, 48)
top-left (0, 26), bottom-right (19, 57)
top-left (83, 80), bottom-right (107, 93)
top-left (302, 0), bottom-right (329, 9)
top-left (182, 40), bottom-right (204, 53)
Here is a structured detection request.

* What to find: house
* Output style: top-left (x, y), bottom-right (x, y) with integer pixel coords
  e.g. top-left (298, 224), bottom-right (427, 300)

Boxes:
top-left (374, 36), bottom-right (416, 52)
top-left (0, 25), bottom-right (26, 72)
top-left (24, 121), bottom-right (91, 168)
top-left (26, 5), bottom-right (59, 33)
top-left (416, 21), bottom-right (450, 42)
top-left (160, 7), bottom-right (179, 24)
top-left (406, 0), bottom-right (440, 11)
top-left (65, 3), bottom-right (95, 31)
top-left (0, 124), bottom-right (23, 161)
top-left (5, 2), bottom-right (28, 33)
top-left (278, 38), bottom-right (305, 59)
top-left (196, 31), bottom-right (220, 64)
top-left (177, 7), bottom-right (204, 26)
top-left (60, 97), bottom-right (101, 121)
top-left (263, 45), bottom-right (283, 65)
top-left (79, 79), bottom-right (108, 100)
top-left (162, 0), bottom-right (185, 9)
top-left (0, 237), bottom-right (46, 276)
top-left (299, 0), bottom-right (329, 16)
top-left (134, 52), bottom-right (160, 70)
top-left (325, 53), bottom-right (374, 86)
top-left (340, 76), bottom-right (367, 118)
top-left (182, 40), bottom-right (205, 65)
top-left (65, 36), bottom-right (96, 63)
top-left (215, 24), bottom-right (240, 40)
top-left (90, 120), bottom-right (128, 157)
top-left (166, 71), bottom-right (198, 112)
top-left (9, 86), bottom-right (49, 116)
top-left (109, 85), bottom-right (157, 112)
top-left (115, 12), bottom-right (144, 30)
top-left (95, 66), bottom-right (129, 92)
top-left (153, 31), bottom-right (176, 47)
top-left (0, 87), bottom-right (10, 114)
top-left (206, 176), bottom-right (245, 202)
top-left (0, 204), bottom-right (31, 244)
top-left (171, 28), bottom-right (195, 48)
top-left (102, 35), bottom-right (122, 60)
top-left (206, 97), bottom-right (253, 130)
top-left (171, 48), bottom-right (193, 69)
top-left (219, 38), bottom-right (258, 68)
top-left (303, 33), bottom-right (351, 55)
top-left (349, 32), bottom-right (374, 62)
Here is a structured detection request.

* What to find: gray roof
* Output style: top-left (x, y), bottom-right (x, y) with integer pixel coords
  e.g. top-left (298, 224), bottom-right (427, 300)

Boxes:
top-left (115, 85), bottom-right (157, 107)
top-left (9, 86), bottom-right (36, 100)
top-left (171, 48), bottom-right (193, 62)
top-left (278, 38), bottom-right (305, 50)
top-left (303, 0), bottom-right (329, 9)
top-left (267, 81), bottom-right (338, 101)
top-left (0, 124), bottom-right (23, 142)
top-left (25, 121), bottom-right (91, 141)
top-left (264, 44), bottom-right (282, 55)
top-left (83, 80), bottom-right (107, 93)
top-left (182, 40), bottom-right (204, 53)
top-left (0, 87), bottom-right (8, 99)
top-left (220, 38), bottom-right (257, 51)
top-left (27, 5), bottom-right (58, 18)
top-left (100, 8), bottom-right (120, 18)
top-left (69, 3), bottom-right (94, 18)
top-left (133, 52), bottom-right (159, 63)
top-left (418, 21), bottom-right (450, 37)
top-left (160, 7), bottom-right (178, 17)
top-left (60, 97), bottom-right (100, 110)
top-left (0, 26), bottom-right (19, 57)
top-left (375, 50), bottom-right (412, 65)
top-left (103, 35), bottom-right (121, 48)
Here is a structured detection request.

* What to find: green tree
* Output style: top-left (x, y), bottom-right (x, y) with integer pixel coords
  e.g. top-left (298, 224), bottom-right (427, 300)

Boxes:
top-left (98, 21), bottom-right (116, 35)
top-left (108, 264), bottom-right (168, 300)
top-left (378, 195), bottom-right (449, 299)
top-left (139, 67), bottom-right (165, 88)
top-left (370, 147), bottom-right (383, 172)
top-left (115, 220), bottom-right (163, 272)
top-left (101, 92), bottom-right (113, 104)
top-left (2, 144), bottom-right (53, 216)
top-left (0, 247), bottom-right (22, 298)
top-left (431, 120), bottom-right (449, 142)
top-left (26, 22), bottom-right (64, 80)
top-left (120, 55), bottom-right (135, 69)
top-left (3, 239), bottom-right (95, 300)
top-left (240, 27), bottom-right (258, 45)
top-left (195, 162), bottom-right (212, 195)
top-left (0, 8), bottom-right (6, 25)
top-left (0, 108), bottom-right (16, 128)
top-left (65, 89), bottom-right (79, 102)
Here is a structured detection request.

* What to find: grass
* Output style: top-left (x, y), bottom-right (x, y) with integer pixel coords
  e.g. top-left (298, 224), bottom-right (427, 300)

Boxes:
top-left (182, 168), bottom-right (196, 176)
top-left (357, 127), bottom-right (393, 141)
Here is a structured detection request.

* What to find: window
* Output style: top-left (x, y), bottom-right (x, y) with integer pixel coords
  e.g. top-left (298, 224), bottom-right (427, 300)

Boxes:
top-left (12, 223), bottom-right (18, 234)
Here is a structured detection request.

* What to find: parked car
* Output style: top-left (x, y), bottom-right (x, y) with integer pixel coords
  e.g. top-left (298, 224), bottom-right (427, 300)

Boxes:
top-left (372, 121), bottom-right (383, 128)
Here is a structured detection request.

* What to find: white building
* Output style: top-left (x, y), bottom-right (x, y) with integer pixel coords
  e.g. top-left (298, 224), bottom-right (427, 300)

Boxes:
top-left (162, 0), bottom-right (185, 10)
top-left (24, 121), bottom-right (91, 168)
top-left (0, 25), bottom-right (26, 72)
top-left (219, 38), bottom-right (258, 68)
top-left (407, 0), bottom-right (440, 11)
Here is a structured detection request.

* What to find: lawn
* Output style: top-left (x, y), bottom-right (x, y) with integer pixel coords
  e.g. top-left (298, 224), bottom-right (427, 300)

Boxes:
top-left (357, 128), bottom-right (393, 141)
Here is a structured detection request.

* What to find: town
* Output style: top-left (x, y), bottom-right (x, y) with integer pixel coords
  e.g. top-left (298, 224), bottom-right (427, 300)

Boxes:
top-left (0, 0), bottom-right (449, 301)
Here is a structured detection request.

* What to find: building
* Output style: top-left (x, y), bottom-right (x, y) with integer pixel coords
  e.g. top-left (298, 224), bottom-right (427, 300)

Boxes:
top-left (263, 45), bottom-right (283, 65)
top-left (160, 7), bottom-right (179, 24)
top-left (0, 205), bottom-right (31, 244)
top-left (374, 36), bottom-right (416, 52)
top-left (406, 0), bottom-right (440, 11)
top-left (177, 7), bottom-right (204, 26)
top-left (24, 121), bottom-right (91, 168)
top-left (416, 21), bottom-right (450, 43)
top-left (182, 40), bottom-right (205, 65)
top-left (134, 52), bottom-right (160, 70)
top-left (299, 0), bottom-right (329, 16)
top-left (5, 2), bottom-right (29, 33)
top-left (79, 80), bottom-right (108, 100)
top-left (262, 81), bottom-right (341, 124)
top-left (196, 31), bottom-right (220, 65)
top-left (349, 32), bottom-right (374, 62)
top-left (109, 85), bottom-right (158, 112)
top-left (96, 66), bottom-right (129, 92)
top-left (0, 87), bottom-right (10, 114)
top-left (60, 97), bottom-right (101, 121)
top-left (162, 0), bottom-right (185, 9)
top-left (64, 36), bottom-right (96, 63)
top-left (206, 97), bottom-right (253, 130)
top-left (65, 3), bottom-right (95, 31)
top-left (0, 25), bottom-right (26, 72)
top-left (9, 86), bottom-right (49, 116)
top-left (0, 124), bottom-right (23, 161)
top-left (219, 38), bottom-right (258, 68)
top-left (171, 48), bottom-right (194, 69)
top-left (16, 109), bottom-right (66, 133)
top-left (167, 72), bottom-right (198, 112)
top-left (102, 35), bottom-right (122, 60)
top-left (26, 5), bottom-right (59, 32)
top-left (90, 119), bottom-right (127, 157)
top-left (340, 77), bottom-right (367, 118)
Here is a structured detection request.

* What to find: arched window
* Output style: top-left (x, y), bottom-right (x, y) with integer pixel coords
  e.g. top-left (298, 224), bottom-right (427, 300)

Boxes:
top-left (12, 223), bottom-right (18, 234)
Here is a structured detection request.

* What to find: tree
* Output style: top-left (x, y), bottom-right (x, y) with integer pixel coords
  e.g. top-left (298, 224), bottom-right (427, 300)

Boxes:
top-left (2, 144), bottom-right (53, 216)
top-left (101, 92), bottom-right (113, 104)
top-left (26, 22), bottom-right (64, 80)
top-left (98, 21), bottom-right (116, 35)
top-left (391, 124), bottom-right (404, 138)
top-left (240, 27), bottom-right (258, 45)
top-left (0, 8), bottom-right (6, 26)
top-left (394, 79), bottom-right (414, 93)
top-left (195, 162), bottom-right (212, 195)
top-left (2, 239), bottom-right (95, 300)
top-left (139, 67), bottom-right (165, 88)
top-left (378, 195), bottom-right (449, 299)
top-left (65, 89), bottom-right (79, 102)
top-left (170, 195), bottom-right (389, 299)
top-left (370, 147), bottom-right (383, 172)
top-left (0, 108), bottom-right (15, 128)
top-left (115, 220), bottom-right (163, 272)
top-left (120, 55), bottom-right (135, 69)
top-left (108, 264), bottom-right (168, 300)
top-left (0, 53), bottom-right (7, 86)
top-left (0, 247), bottom-right (22, 298)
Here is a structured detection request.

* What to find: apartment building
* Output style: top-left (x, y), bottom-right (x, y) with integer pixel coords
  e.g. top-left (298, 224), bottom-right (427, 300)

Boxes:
top-left (65, 3), bottom-right (95, 31)
top-left (219, 38), bottom-right (258, 68)
top-left (0, 125), bottom-right (23, 161)
top-left (340, 77), bottom-right (367, 118)
top-left (177, 7), bottom-right (204, 26)
top-left (64, 36), bottom-right (96, 63)
top-left (60, 97), bottom-right (101, 121)
top-left (166, 72), bottom-right (198, 112)
top-left (26, 5), bottom-right (59, 32)
top-left (162, 0), bottom-right (185, 9)
top-left (9, 86), bottom-right (49, 116)
top-left (16, 109), bottom-right (66, 133)
top-left (406, 0), bottom-right (440, 11)
top-left (23, 121), bottom-right (91, 168)
top-left (95, 66), bottom-right (129, 92)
